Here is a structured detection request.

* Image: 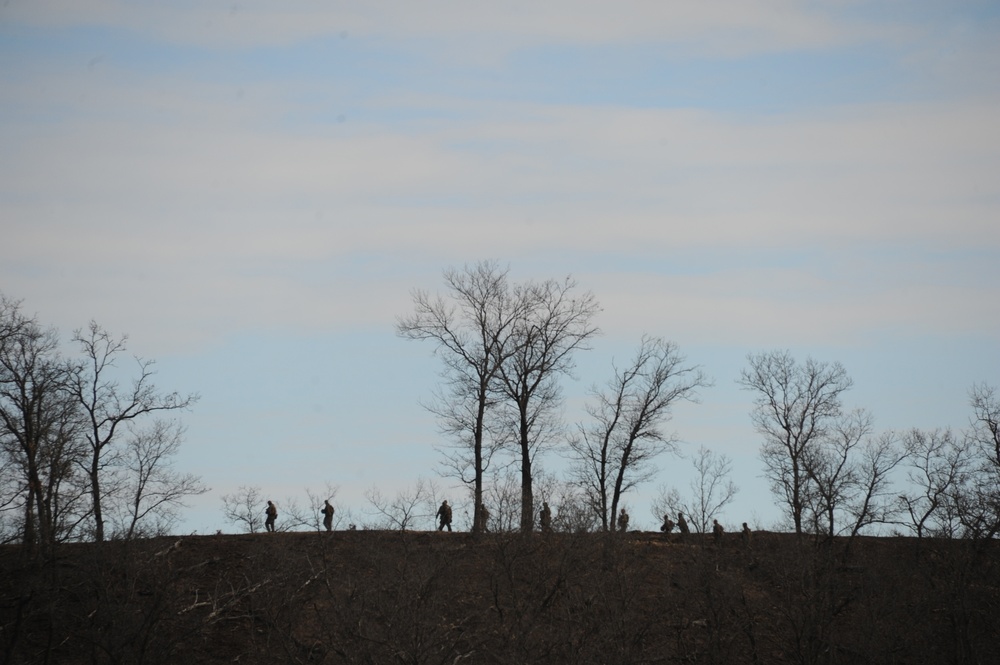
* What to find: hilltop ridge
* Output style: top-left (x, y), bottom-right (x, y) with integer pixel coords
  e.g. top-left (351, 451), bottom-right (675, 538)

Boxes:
top-left (2, 530), bottom-right (998, 664)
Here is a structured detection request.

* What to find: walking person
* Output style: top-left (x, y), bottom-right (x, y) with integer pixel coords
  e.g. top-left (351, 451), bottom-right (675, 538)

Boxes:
top-left (677, 512), bottom-right (690, 540)
top-left (741, 522), bottom-right (752, 548)
top-left (713, 518), bottom-right (725, 545)
top-left (264, 500), bottom-right (278, 533)
top-left (321, 500), bottom-right (335, 532)
top-left (436, 500), bottom-right (453, 532)
top-left (660, 514), bottom-right (675, 535)
top-left (618, 508), bottom-right (630, 532)
top-left (477, 503), bottom-right (490, 532)
top-left (539, 502), bottom-right (552, 532)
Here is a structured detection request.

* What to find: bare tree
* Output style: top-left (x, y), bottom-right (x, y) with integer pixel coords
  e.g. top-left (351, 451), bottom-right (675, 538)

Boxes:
top-left (798, 410), bottom-right (905, 540)
top-left (524, 466), bottom-right (596, 532)
top-left (801, 409), bottom-right (872, 538)
top-left (686, 445), bottom-right (740, 534)
top-left (397, 261), bottom-right (523, 533)
top-left (305, 482), bottom-right (341, 531)
top-left (969, 383), bottom-right (1000, 465)
top-left (36, 392), bottom-right (91, 543)
top-left (0, 296), bottom-right (81, 554)
top-left (220, 485), bottom-right (265, 533)
top-left (570, 336), bottom-right (708, 531)
top-left (70, 321), bottom-right (198, 542)
top-left (897, 428), bottom-right (974, 538)
top-left (960, 382), bottom-right (1000, 539)
top-left (364, 477), bottom-right (441, 531)
top-left (650, 484), bottom-right (684, 527)
top-left (550, 484), bottom-right (601, 533)
top-left (0, 297), bottom-right (201, 549)
top-left (107, 419), bottom-right (207, 540)
top-left (651, 446), bottom-right (738, 533)
top-left (738, 351), bottom-right (853, 535)
top-left (272, 495), bottom-right (315, 532)
top-left (843, 431), bottom-right (906, 538)
top-left (0, 443), bottom-right (23, 543)
top-left (495, 276), bottom-right (600, 532)
top-left (485, 466), bottom-right (522, 532)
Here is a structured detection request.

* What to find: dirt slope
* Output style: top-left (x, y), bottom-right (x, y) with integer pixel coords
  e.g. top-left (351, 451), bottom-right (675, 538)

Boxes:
top-left (2, 530), bottom-right (998, 664)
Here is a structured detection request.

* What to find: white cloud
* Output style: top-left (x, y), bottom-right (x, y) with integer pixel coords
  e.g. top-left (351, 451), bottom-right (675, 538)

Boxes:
top-left (2, 4), bottom-right (998, 357)
top-left (4, 0), bottom-right (886, 55)
top-left (586, 258), bottom-right (999, 349)
top-left (5, 83), bottom-right (999, 353)
top-left (9, 80), bottom-right (997, 249)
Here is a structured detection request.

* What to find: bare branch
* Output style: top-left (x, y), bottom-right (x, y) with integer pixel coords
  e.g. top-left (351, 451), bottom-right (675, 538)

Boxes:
top-left (570, 336), bottom-right (708, 531)
top-left (739, 350), bottom-right (853, 534)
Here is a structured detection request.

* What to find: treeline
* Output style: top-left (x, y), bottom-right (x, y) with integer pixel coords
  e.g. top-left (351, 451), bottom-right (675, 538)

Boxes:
top-left (0, 294), bottom-right (204, 555)
top-left (390, 261), bottom-right (1000, 543)
top-left (5, 259), bottom-right (999, 552)
top-left (739, 352), bottom-right (1000, 541)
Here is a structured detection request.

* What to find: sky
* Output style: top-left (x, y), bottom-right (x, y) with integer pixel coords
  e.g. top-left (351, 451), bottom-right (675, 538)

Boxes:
top-left (2, 1), bottom-right (998, 534)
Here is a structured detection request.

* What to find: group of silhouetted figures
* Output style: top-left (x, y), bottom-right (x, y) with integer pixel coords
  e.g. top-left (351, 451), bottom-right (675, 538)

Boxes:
top-left (436, 500), bottom-right (492, 532)
top-left (261, 498), bottom-right (751, 542)
top-left (433, 500), bottom-right (558, 533)
top-left (660, 512), bottom-right (753, 546)
top-left (436, 499), bottom-right (554, 533)
top-left (436, 501), bottom-right (751, 543)
top-left (262, 499), bottom-right (336, 533)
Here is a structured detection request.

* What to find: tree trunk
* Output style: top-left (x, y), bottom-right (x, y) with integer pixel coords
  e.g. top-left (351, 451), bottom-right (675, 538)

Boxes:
top-left (91, 453), bottom-right (104, 542)
top-left (27, 465), bottom-right (50, 553)
top-left (473, 394), bottom-right (486, 534)
top-left (792, 457), bottom-right (803, 535)
top-left (520, 430), bottom-right (533, 533)
top-left (22, 492), bottom-right (35, 551)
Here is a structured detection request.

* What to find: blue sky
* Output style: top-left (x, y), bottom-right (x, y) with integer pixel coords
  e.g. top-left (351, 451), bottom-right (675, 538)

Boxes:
top-left (2, 1), bottom-right (998, 533)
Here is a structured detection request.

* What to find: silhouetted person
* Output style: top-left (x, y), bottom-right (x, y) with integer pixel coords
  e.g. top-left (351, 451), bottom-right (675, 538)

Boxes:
top-left (741, 522), bottom-right (752, 548)
top-left (618, 508), bottom-right (630, 532)
top-left (321, 500), bottom-right (335, 532)
top-left (677, 512), bottom-right (690, 539)
top-left (264, 500), bottom-right (277, 533)
top-left (478, 503), bottom-right (490, 532)
top-left (660, 514), bottom-right (675, 534)
top-left (436, 500), bottom-right (452, 532)
top-left (539, 502), bottom-right (552, 532)
top-left (713, 518), bottom-right (725, 544)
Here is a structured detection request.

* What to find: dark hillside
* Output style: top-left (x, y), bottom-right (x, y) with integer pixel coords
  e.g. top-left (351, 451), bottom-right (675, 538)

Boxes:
top-left (1, 530), bottom-right (998, 664)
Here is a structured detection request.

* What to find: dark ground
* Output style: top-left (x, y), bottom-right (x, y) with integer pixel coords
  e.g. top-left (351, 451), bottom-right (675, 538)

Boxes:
top-left (1, 529), bottom-right (998, 664)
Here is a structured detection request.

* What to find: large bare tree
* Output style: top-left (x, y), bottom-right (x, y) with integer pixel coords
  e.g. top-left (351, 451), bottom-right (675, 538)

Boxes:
top-left (495, 276), bottom-right (600, 532)
top-left (397, 261), bottom-right (524, 533)
top-left (70, 321), bottom-right (198, 542)
top-left (399, 267), bottom-right (600, 533)
top-left (738, 351), bottom-right (853, 535)
top-left (570, 336), bottom-right (708, 531)
top-left (0, 296), bottom-right (82, 553)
